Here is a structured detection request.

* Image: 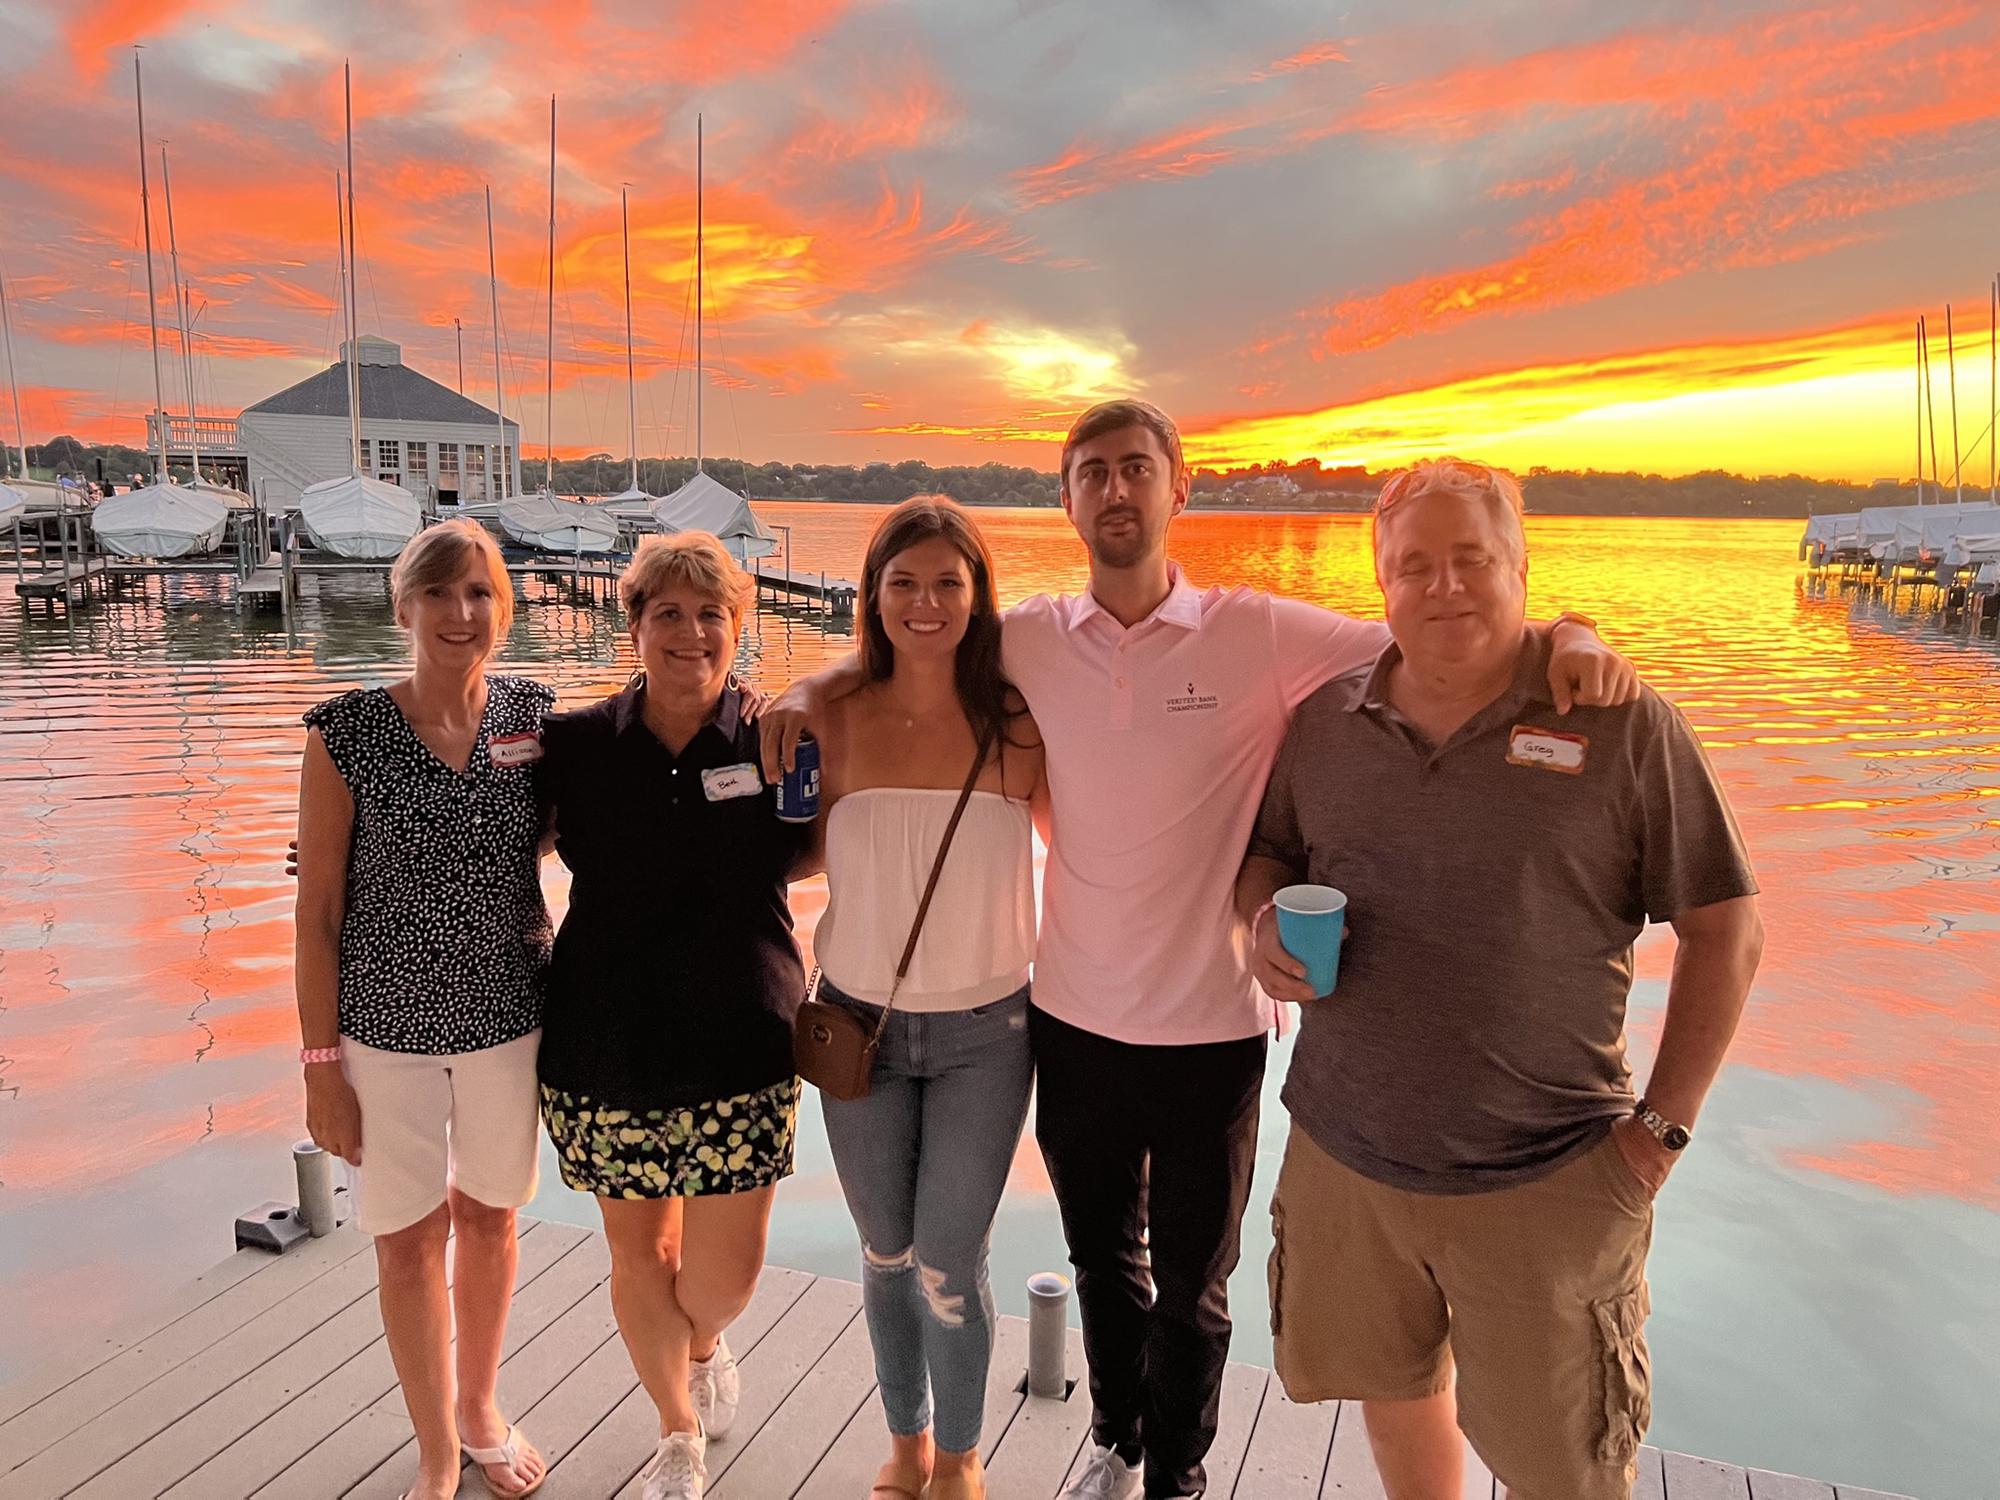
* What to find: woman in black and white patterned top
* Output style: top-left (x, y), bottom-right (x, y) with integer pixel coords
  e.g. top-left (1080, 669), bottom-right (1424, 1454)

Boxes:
top-left (295, 520), bottom-right (551, 1500)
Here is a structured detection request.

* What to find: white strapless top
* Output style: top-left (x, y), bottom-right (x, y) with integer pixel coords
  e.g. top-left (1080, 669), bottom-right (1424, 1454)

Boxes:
top-left (816, 787), bottom-right (1035, 1011)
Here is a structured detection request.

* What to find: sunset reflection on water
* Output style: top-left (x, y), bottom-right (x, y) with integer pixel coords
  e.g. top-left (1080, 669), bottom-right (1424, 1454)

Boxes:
top-left (0, 511), bottom-right (1993, 1497)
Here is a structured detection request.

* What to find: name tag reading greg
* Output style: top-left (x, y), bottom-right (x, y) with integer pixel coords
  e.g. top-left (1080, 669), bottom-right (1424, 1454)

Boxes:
top-left (489, 733), bottom-right (544, 767)
top-left (1506, 725), bottom-right (1588, 774)
top-left (702, 763), bottom-right (764, 802)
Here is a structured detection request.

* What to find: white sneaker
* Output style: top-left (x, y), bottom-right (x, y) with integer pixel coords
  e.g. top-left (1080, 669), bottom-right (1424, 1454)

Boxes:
top-left (689, 1334), bottom-right (740, 1440)
top-left (1061, 1442), bottom-right (1142, 1500)
top-left (638, 1427), bottom-right (707, 1500)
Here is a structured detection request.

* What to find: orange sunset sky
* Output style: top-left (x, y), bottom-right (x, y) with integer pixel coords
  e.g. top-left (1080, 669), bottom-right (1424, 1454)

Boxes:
top-left (2, 0), bottom-right (1998, 480)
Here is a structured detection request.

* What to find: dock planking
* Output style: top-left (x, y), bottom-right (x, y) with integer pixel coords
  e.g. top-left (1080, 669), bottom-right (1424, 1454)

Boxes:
top-left (0, 1217), bottom-right (1915, 1499)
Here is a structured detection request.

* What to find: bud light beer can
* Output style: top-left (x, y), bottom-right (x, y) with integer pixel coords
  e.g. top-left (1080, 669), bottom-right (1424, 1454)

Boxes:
top-left (776, 733), bottom-right (821, 823)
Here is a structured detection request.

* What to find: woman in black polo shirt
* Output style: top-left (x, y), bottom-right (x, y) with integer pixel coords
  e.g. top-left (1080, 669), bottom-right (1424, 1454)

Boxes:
top-left (536, 533), bottom-right (809, 1500)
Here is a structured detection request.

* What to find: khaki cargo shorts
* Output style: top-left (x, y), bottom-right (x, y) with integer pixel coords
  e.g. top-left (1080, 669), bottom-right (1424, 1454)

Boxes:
top-left (1268, 1124), bottom-right (1654, 1500)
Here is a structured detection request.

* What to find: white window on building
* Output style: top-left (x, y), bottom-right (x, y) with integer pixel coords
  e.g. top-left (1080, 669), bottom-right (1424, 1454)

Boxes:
top-left (360, 439), bottom-right (372, 467)
top-left (466, 444), bottom-right (487, 473)
top-left (377, 440), bottom-right (401, 474)
top-left (439, 442), bottom-right (459, 474)
top-left (501, 446), bottom-right (515, 498)
top-left (408, 442), bottom-right (428, 475)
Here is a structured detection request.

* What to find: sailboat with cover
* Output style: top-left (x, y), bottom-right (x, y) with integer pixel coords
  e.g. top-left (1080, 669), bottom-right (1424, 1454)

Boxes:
top-left (90, 51), bottom-right (229, 559)
top-left (498, 97), bottom-right (618, 555)
top-left (647, 117), bottom-right (776, 563)
top-left (297, 65), bottom-right (422, 560)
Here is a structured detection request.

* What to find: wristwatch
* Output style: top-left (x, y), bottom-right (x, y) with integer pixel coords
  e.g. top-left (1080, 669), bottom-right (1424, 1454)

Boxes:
top-left (1633, 1098), bottom-right (1691, 1152)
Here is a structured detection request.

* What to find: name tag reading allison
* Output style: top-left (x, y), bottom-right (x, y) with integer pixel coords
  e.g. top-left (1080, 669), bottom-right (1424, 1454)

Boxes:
top-left (1506, 725), bottom-right (1588, 774)
top-left (488, 733), bottom-right (543, 767)
top-left (702, 763), bottom-right (764, 802)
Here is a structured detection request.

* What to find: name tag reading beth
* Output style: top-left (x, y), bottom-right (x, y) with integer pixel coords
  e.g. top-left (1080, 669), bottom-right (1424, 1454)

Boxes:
top-left (489, 733), bottom-right (543, 767)
top-left (702, 763), bottom-right (764, 801)
top-left (1506, 725), bottom-right (1588, 774)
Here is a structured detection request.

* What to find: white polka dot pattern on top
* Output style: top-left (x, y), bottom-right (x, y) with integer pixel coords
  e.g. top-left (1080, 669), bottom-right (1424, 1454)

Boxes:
top-left (302, 673), bottom-right (554, 1055)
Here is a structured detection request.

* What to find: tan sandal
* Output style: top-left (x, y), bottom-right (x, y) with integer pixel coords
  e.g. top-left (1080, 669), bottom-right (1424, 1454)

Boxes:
top-left (461, 1424), bottom-right (546, 1498)
top-left (870, 1459), bottom-right (930, 1499)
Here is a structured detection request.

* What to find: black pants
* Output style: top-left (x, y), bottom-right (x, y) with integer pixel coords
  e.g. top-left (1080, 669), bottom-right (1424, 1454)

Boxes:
top-left (1030, 1004), bottom-right (1266, 1499)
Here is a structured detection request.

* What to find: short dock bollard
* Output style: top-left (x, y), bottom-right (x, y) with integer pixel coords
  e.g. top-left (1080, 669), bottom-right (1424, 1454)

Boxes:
top-left (1027, 1271), bottom-right (1071, 1398)
top-left (294, 1139), bottom-right (336, 1237)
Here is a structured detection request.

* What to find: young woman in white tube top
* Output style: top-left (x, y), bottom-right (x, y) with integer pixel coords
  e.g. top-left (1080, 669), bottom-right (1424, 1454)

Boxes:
top-left (811, 496), bottom-right (1047, 1500)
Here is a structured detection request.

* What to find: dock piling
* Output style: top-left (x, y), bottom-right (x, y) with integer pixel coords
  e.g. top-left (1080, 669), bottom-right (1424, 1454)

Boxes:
top-left (1026, 1270), bottom-right (1071, 1397)
top-left (293, 1139), bottom-right (337, 1237)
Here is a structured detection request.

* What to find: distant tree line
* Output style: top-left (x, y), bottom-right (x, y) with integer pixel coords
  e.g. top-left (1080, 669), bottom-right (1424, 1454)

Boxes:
top-left (14, 436), bottom-right (1929, 518)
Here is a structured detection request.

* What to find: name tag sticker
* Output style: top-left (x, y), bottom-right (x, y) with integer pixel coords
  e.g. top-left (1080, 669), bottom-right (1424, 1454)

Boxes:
top-left (1507, 725), bottom-right (1588, 774)
top-left (488, 733), bottom-right (543, 767)
top-left (702, 763), bottom-right (764, 801)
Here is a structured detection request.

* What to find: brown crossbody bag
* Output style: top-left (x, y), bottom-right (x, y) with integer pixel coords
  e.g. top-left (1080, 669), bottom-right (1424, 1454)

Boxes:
top-left (792, 730), bottom-right (994, 1102)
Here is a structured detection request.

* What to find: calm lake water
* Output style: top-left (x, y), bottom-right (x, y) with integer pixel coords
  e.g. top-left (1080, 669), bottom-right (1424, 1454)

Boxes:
top-left (0, 509), bottom-right (1994, 1499)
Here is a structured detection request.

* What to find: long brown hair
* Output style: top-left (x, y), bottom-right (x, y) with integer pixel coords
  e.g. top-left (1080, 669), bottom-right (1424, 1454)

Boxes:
top-left (858, 496), bottom-right (1023, 756)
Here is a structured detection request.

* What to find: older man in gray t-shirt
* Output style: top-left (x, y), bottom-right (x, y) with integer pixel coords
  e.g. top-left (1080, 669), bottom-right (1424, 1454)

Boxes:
top-left (1237, 459), bottom-right (1762, 1500)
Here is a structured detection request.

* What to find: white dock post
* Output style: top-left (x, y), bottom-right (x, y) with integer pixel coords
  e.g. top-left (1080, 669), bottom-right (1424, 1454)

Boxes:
top-left (1026, 1271), bottom-right (1070, 1397)
top-left (293, 1139), bottom-right (336, 1237)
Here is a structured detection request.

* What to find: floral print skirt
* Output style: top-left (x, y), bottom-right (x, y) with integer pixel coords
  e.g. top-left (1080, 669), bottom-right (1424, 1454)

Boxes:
top-left (540, 1077), bottom-right (800, 1198)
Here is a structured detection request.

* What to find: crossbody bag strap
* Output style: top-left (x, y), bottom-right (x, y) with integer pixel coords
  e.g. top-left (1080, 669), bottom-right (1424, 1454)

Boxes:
top-left (867, 726), bottom-right (996, 1045)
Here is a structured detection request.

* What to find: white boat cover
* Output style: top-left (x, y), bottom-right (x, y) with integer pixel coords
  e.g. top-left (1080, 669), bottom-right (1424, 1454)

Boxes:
top-left (1856, 503), bottom-right (1928, 550)
top-left (1943, 531), bottom-right (2000, 568)
top-left (190, 477), bottom-right (255, 510)
top-left (649, 471), bottom-right (777, 560)
top-left (1886, 503), bottom-right (2000, 563)
top-left (0, 482), bottom-right (24, 525)
top-left (91, 481), bottom-right (229, 558)
top-left (1800, 511), bottom-right (1867, 563)
top-left (499, 489), bottom-right (620, 553)
top-left (299, 473), bottom-right (423, 559)
top-left (6, 476), bottom-right (79, 519)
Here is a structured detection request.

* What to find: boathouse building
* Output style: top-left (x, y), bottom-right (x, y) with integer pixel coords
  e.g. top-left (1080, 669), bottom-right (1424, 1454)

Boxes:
top-left (148, 335), bottom-right (524, 509)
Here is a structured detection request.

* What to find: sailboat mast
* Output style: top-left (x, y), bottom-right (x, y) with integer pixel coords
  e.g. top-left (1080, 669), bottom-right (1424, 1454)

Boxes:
top-left (487, 186), bottom-right (509, 500)
top-left (344, 64), bottom-right (363, 477)
top-left (1, 266), bottom-right (27, 483)
top-left (695, 115), bottom-right (704, 474)
top-left (1921, 315), bottom-right (1940, 501)
top-left (545, 95), bottom-right (556, 490)
top-left (1946, 302), bottom-right (1963, 505)
top-left (133, 50), bottom-right (169, 483)
top-left (159, 145), bottom-right (203, 479)
top-left (336, 174), bottom-right (358, 474)
top-left (1914, 319), bottom-right (1925, 505)
top-left (623, 185), bottom-right (637, 493)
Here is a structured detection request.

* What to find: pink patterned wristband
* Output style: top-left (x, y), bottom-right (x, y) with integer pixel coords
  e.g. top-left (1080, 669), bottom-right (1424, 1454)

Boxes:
top-left (300, 1046), bottom-right (342, 1066)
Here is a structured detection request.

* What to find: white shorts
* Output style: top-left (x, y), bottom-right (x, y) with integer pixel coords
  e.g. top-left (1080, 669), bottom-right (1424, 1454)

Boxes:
top-left (340, 1030), bottom-right (542, 1235)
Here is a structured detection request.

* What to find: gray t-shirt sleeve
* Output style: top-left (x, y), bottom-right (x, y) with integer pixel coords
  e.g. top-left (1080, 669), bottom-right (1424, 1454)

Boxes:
top-left (1249, 715), bottom-right (1309, 877)
top-left (1635, 697), bottom-right (1759, 921)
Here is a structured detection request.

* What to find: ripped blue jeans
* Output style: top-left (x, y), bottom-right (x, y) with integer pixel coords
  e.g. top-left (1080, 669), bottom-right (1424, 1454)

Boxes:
top-left (818, 981), bottom-right (1035, 1455)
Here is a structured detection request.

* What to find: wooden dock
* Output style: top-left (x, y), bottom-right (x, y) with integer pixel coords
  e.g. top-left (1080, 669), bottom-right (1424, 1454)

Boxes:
top-left (0, 1218), bottom-right (1913, 1499)
top-left (13, 557), bottom-right (109, 600)
top-left (750, 561), bottom-right (858, 616)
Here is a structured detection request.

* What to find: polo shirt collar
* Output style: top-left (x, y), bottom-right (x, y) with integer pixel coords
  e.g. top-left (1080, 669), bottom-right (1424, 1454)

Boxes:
top-left (1347, 627), bottom-right (1552, 717)
top-left (1066, 562), bottom-right (1203, 634)
top-left (612, 675), bottom-right (745, 742)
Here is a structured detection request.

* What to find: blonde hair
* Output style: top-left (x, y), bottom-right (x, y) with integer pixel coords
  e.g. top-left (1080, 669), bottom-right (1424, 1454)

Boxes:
top-left (1371, 457), bottom-right (1526, 573)
top-left (620, 531), bottom-right (754, 627)
top-left (390, 519), bottom-right (514, 634)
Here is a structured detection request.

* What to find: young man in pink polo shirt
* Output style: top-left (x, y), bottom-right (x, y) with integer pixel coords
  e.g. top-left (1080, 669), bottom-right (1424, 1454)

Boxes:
top-left (764, 400), bottom-right (1634, 1500)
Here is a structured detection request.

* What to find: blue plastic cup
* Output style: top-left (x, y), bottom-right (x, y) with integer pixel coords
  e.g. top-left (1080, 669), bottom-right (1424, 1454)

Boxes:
top-left (1274, 884), bottom-right (1347, 997)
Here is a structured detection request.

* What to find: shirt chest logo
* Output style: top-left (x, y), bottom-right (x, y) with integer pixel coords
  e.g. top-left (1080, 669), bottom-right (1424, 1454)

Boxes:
top-left (701, 762), bottom-right (764, 801)
top-left (1164, 679), bottom-right (1222, 715)
top-left (489, 733), bottom-right (543, 767)
top-left (1506, 725), bottom-right (1588, 774)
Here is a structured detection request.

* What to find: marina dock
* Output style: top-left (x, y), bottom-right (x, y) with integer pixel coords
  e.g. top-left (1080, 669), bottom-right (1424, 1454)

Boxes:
top-left (3, 507), bottom-right (859, 619)
top-left (0, 1217), bottom-right (1913, 1499)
